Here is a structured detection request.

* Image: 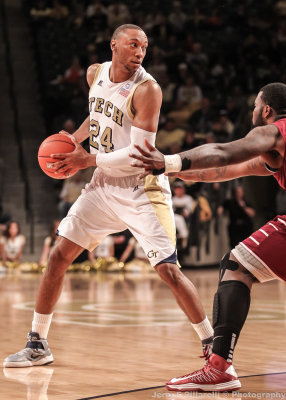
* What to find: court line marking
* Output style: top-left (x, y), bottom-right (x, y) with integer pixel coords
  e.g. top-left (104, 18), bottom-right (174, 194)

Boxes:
top-left (76, 372), bottom-right (286, 400)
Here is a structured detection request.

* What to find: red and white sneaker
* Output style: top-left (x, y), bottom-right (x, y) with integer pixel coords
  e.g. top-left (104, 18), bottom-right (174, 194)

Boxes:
top-left (166, 353), bottom-right (241, 392)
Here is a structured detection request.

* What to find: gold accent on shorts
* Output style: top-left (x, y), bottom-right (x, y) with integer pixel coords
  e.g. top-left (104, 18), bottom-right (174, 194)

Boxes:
top-left (144, 175), bottom-right (180, 267)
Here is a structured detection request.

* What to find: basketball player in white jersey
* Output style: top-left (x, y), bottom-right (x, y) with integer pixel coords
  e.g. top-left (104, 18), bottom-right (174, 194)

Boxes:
top-left (3, 24), bottom-right (213, 368)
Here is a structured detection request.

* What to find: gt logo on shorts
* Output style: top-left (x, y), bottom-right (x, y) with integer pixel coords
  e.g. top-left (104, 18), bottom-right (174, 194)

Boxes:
top-left (147, 250), bottom-right (159, 258)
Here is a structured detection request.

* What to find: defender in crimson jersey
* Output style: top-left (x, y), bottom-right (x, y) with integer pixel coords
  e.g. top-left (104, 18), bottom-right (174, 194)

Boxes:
top-left (130, 82), bottom-right (286, 392)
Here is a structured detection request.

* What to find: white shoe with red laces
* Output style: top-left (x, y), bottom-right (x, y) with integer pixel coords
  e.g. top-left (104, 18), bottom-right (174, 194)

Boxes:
top-left (166, 353), bottom-right (241, 392)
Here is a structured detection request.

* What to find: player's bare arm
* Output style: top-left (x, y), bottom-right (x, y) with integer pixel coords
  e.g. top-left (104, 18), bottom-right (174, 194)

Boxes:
top-left (131, 79), bottom-right (162, 131)
top-left (130, 124), bottom-right (282, 177)
top-left (167, 156), bottom-right (272, 183)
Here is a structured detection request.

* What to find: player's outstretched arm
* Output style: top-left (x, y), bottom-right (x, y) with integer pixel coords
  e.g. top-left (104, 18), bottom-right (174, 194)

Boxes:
top-left (166, 156), bottom-right (272, 183)
top-left (130, 124), bottom-right (280, 176)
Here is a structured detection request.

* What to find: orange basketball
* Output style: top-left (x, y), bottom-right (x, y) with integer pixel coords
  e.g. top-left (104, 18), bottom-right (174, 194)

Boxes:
top-left (38, 133), bottom-right (78, 179)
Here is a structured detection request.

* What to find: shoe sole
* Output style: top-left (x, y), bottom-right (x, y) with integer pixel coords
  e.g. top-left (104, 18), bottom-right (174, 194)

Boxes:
top-left (3, 355), bottom-right (54, 368)
top-left (166, 379), bottom-right (242, 392)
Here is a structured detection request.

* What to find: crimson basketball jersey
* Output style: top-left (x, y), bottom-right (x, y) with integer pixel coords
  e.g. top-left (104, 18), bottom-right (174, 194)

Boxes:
top-left (272, 118), bottom-right (286, 189)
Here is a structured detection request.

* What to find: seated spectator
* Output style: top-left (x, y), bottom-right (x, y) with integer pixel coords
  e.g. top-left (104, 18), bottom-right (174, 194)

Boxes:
top-left (219, 109), bottom-right (234, 139)
top-left (188, 97), bottom-right (215, 133)
top-left (181, 128), bottom-right (204, 152)
top-left (107, 1), bottom-right (131, 30)
top-left (147, 55), bottom-right (167, 82)
top-left (174, 212), bottom-right (189, 254)
top-left (156, 118), bottom-right (186, 153)
top-left (89, 235), bottom-right (115, 264)
top-left (168, 1), bottom-right (187, 34)
top-left (172, 181), bottom-right (194, 219)
top-left (39, 220), bottom-right (60, 266)
top-left (64, 57), bottom-right (85, 85)
top-left (120, 236), bottom-right (147, 264)
top-left (0, 221), bottom-right (26, 266)
top-left (218, 184), bottom-right (255, 248)
top-left (211, 119), bottom-right (229, 142)
top-left (176, 75), bottom-right (203, 108)
top-left (160, 73), bottom-right (176, 113)
top-left (62, 118), bottom-right (76, 134)
top-left (58, 172), bottom-right (86, 219)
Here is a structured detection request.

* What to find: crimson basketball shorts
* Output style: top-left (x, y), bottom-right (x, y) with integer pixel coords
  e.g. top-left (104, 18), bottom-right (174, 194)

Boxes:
top-left (58, 170), bottom-right (178, 267)
top-left (232, 215), bottom-right (286, 282)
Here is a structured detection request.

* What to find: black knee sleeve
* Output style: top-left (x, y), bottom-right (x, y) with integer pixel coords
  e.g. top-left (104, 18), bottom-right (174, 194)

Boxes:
top-left (212, 280), bottom-right (251, 361)
top-left (219, 252), bottom-right (239, 282)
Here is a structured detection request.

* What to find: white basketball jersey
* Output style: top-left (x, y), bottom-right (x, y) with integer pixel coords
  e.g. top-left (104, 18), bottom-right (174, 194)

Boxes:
top-left (89, 61), bottom-right (155, 177)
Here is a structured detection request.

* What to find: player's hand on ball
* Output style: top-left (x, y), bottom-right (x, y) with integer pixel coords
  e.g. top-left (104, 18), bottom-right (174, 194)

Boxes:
top-left (129, 138), bottom-right (165, 179)
top-left (51, 137), bottom-right (94, 174)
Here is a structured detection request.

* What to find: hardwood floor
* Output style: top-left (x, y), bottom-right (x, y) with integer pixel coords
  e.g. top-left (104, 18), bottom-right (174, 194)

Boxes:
top-left (0, 269), bottom-right (285, 399)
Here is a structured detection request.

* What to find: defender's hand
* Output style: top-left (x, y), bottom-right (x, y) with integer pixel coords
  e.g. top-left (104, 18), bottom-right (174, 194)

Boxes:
top-left (130, 138), bottom-right (165, 178)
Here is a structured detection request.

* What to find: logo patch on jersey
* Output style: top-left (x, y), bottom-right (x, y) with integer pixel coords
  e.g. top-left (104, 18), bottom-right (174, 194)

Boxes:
top-left (98, 80), bottom-right (103, 86)
top-left (119, 84), bottom-right (130, 97)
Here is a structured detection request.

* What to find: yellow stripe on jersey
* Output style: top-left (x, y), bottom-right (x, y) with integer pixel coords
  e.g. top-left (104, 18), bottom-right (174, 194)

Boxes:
top-left (89, 64), bottom-right (102, 94)
top-left (143, 175), bottom-right (176, 247)
top-left (126, 78), bottom-right (152, 119)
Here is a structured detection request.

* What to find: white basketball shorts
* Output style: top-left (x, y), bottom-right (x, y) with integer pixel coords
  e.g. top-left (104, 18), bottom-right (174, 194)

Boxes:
top-left (58, 170), bottom-right (177, 267)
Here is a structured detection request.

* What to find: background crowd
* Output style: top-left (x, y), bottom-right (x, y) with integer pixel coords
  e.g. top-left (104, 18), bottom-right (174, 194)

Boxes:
top-left (0, 0), bottom-right (285, 270)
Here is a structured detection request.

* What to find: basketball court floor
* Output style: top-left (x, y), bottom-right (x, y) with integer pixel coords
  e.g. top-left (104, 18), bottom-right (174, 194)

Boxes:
top-left (0, 268), bottom-right (285, 399)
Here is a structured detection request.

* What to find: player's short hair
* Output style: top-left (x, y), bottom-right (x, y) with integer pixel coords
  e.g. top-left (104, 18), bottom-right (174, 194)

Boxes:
top-left (260, 82), bottom-right (286, 115)
top-left (111, 24), bottom-right (145, 40)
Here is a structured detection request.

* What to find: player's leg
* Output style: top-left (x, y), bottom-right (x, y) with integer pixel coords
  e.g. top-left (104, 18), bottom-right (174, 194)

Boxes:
top-left (3, 237), bottom-right (84, 368)
top-left (165, 252), bottom-right (253, 392)
top-left (166, 212), bottom-right (286, 392)
top-left (119, 173), bottom-right (213, 356)
top-left (155, 261), bottom-right (213, 354)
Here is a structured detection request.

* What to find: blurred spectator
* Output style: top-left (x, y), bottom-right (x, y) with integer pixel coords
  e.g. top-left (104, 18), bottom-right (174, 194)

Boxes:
top-left (120, 236), bottom-right (147, 263)
top-left (86, 0), bottom-right (107, 31)
top-left (181, 129), bottom-right (204, 152)
top-left (168, 1), bottom-right (187, 34)
top-left (58, 172), bottom-right (86, 219)
top-left (172, 181), bottom-right (194, 219)
top-left (219, 110), bottom-right (234, 138)
top-left (39, 220), bottom-right (60, 266)
top-left (211, 119), bottom-right (229, 142)
top-left (107, 1), bottom-right (131, 30)
top-left (160, 73), bottom-right (176, 113)
top-left (92, 235), bottom-right (115, 259)
top-left (188, 97), bottom-right (215, 133)
top-left (0, 221), bottom-right (26, 265)
top-left (147, 55), bottom-right (167, 82)
top-left (64, 57), bottom-right (85, 85)
top-left (113, 230), bottom-right (132, 261)
top-left (174, 212), bottom-right (189, 254)
top-left (218, 185), bottom-right (255, 248)
top-left (187, 42), bottom-right (208, 71)
top-left (63, 118), bottom-right (76, 134)
top-left (156, 118), bottom-right (186, 153)
top-left (176, 75), bottom-right (203, 108)
top-left (30, 1), bottom-right (52, 20)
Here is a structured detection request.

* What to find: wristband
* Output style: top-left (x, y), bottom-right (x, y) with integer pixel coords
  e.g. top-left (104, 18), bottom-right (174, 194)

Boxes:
top-left (164, 154), bottom-right (182, 173)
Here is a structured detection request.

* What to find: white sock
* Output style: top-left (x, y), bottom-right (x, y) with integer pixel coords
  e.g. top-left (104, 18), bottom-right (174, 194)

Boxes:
top-left (32, 311), bottom-right (53, 339)
top-left (191, 316), bottom-right (214, 341)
